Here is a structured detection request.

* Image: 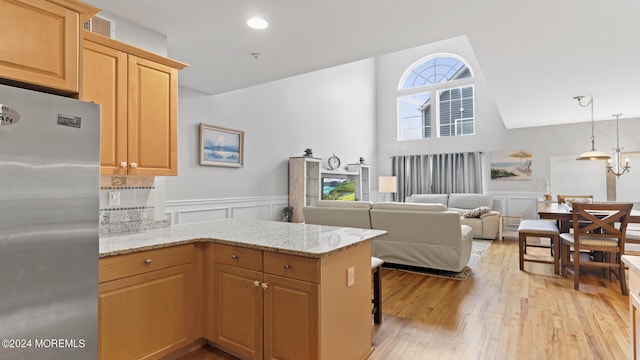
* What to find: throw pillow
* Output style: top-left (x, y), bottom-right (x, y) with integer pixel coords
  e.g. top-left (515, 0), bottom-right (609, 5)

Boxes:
top-left (463, 206), bottom-right (491, 218)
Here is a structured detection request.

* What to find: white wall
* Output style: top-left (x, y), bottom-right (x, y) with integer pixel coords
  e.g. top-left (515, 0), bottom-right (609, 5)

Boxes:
top-left (104, 18), bottom-right (640, 224)
top-left (375, 35), bottom-right (640, 201)
top-left (165, 59), bottom-right (377, 223)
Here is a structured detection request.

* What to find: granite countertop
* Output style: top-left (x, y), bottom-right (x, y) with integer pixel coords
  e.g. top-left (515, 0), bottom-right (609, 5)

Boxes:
top-left (622, 254), bottom-right (640, 273)
top-left (99, 219), bottom-right (387, 258)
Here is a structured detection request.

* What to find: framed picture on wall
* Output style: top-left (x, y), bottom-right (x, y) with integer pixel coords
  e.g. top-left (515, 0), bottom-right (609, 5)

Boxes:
top-left (490, 149), bottom-right (532, 180)
top-left (199, 123), bottom-right (244, 167)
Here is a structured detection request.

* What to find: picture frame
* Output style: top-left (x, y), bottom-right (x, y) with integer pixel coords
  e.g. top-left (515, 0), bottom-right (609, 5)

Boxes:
top-left (199, 123), bottom-right (244, 167)
top-left (490, 149), bottom-right (532, 181)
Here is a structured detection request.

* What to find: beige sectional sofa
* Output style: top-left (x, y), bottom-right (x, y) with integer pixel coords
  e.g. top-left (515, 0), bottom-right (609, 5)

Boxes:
top-left (302, 200), bottom-right (473, 272)
top-left (406, 193), bottom-right (500, 240)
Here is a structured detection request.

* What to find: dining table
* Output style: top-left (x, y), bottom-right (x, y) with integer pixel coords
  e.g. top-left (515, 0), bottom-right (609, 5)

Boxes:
top-left (537, 202), bottom-right (640, 234)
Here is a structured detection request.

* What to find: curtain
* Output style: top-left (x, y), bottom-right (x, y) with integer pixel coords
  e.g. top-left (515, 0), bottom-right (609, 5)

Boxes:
top-left (391, 151), bottom-right (483, 201)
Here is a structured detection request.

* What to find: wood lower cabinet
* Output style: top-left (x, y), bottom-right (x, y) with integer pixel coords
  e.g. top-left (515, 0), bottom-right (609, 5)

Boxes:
top-left (82, 30), bottom-right (187, 176)
top-left (98, 244), bottom-right (201, 360)
top-left (205, 242), bottom-right (371, 360)
top-left (0, 0), bottom-right (98, 95)
top-left (627, 257), bottom-right (640, 359)
top-left (211, 263), bottom-right (264, 360)
top-left (263, 273), bottom-right (319, 360)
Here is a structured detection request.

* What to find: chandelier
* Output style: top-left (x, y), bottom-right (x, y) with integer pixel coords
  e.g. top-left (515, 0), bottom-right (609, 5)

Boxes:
top-left (607, 113), bottom-right (630, 177)
top-left (574, 95), bottom-right (611, 161)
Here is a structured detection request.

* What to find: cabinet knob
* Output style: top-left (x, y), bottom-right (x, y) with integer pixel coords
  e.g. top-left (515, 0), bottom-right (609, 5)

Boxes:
top-left (261, 282), bottom-right (269, 290)
top-left (253, 280), bottom-right (260, 287)
top-left (283, 264), bottom-right (291, 270)
top-left (144, 258), bottom-right (152, 266)
top-left (231, 254), bottom-right (238, 260)
top-left (119, 162), bottom-right (127, 168)
top-left (130, 162), bottom-right (138, 168)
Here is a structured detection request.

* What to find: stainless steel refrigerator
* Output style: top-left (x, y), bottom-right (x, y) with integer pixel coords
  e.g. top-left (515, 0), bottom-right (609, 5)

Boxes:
top-left (0, 84), bottom-right (99, 359)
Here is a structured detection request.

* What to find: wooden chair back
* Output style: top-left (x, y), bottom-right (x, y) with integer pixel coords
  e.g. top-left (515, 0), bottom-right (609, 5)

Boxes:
top-left (557, 194), bottom-right (593, 204)
top-left (571, 203), bottom-right (633, 243)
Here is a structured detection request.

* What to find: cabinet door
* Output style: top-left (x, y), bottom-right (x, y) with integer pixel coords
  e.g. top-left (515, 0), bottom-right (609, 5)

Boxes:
top-left (82, 39), bottom-right (128, 175)
top-left (128, 55), bottom-right (178, 176)
top-left (632, 293), bottom-right (640, 360)
top-left (99, 264), bottom-right (196, 360)
top-left (212, 263), bottom-right (263, 360)
top-left (0, 0), bottom-right (79, 93)
top-left (263, 274), bottom-right (319, 360)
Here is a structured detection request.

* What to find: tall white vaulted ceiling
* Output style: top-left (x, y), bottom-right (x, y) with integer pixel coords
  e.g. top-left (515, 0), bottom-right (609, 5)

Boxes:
top-left (85, 0), bottom-right (640, 129)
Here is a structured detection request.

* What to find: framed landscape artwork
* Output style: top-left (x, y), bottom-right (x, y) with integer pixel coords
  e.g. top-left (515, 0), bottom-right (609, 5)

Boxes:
top-left (490, 149), bottom-right (532, 181)
top-left (200, 123), bottom-right (244, 167)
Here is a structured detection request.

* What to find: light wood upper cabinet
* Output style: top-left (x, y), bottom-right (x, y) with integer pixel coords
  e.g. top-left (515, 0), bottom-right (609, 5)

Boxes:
top-left (0, 0), bottom-right (98, 95)
top-left (81, 30), bottom-right (187, 176)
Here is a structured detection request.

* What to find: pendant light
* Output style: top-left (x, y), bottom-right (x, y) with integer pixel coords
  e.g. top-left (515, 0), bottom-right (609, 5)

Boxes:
top-left (607, 113), bottom-right (630, 177)
top-left (574, 95), bottom-right (611, 161)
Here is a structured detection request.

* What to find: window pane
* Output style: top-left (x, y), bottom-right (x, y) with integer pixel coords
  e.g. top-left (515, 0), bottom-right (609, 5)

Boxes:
top-left (401, 56), bottom-right (472, 90)
top-left (399, 92), bottom-right (431, 140)
top-left (462, 98), bottom-right (474, 117)
top-left (439, 85), bottom-right (475, 137)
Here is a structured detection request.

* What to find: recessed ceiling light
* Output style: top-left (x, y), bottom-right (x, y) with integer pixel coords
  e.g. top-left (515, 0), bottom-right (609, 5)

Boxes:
top-left (247, 17), bottom-right (268, 30)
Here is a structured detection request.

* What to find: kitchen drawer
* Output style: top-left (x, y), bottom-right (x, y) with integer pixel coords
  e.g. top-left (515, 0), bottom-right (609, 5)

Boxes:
top-left (212, 243), bottom-right (262, 271)
top-left (100, 244), bottom-right (196, 283)
top-left (264, 252), bottom-right (320, 283)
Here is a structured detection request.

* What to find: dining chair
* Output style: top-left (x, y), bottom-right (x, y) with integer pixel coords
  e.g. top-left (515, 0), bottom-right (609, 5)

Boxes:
top-left (556, 195), bottom-right (593, 205)
top-left (557, 195), bottom-right (594, 232)
top-left (560, 202), bottom-right (633, 295)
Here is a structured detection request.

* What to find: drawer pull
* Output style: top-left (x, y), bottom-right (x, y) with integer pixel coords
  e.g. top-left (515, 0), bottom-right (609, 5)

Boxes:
top-left (253, 280), bottom-right (260, 287)
top-left (261, 282), bottom-right (269, 290)
top-left (231, 254), bottom-right (239, 260)
top-left (283, 264), bottom-right (291, 270)
top-left (144, 258), bottom-right (152, 266)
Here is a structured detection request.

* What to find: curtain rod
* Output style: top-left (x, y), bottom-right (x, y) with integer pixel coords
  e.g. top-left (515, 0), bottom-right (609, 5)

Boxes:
top-left (388, 151), bottom-right (484, 158)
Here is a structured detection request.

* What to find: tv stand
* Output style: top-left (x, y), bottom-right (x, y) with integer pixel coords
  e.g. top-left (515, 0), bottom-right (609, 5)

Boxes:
top-left (288, 157), bottom-right (370, 223)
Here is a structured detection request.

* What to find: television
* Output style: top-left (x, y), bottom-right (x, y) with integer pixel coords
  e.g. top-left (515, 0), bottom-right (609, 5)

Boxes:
top-left (322, 177), bottom-right (356, 201)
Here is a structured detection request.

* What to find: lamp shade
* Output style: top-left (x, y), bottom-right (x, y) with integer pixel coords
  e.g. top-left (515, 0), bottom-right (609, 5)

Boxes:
top-left (576, 149), bottom-right (610, 161)
top-left (378, 176), bottom-right (397, 193)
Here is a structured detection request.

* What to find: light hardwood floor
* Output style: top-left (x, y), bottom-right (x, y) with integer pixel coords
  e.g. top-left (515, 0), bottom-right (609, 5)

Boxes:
top-left (178, 237), bottom-right (631, 360)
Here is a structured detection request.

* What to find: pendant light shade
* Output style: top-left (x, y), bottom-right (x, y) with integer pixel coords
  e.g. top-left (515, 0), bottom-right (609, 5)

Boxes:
top-left (577, 149), bottom-right (611, 161)
top-left (574, 95), bottom-right (610, 161)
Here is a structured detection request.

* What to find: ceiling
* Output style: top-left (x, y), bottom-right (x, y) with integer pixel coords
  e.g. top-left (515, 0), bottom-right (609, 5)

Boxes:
top-left (85, 0), bottom-right (640, 129)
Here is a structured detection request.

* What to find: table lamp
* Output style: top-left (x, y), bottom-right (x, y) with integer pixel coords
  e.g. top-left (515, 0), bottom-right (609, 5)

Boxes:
top-left (378, 176), bottom-right (397, 202)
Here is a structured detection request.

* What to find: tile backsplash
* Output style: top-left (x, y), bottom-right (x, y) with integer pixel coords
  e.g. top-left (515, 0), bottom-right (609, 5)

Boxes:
top-left (99, 175), bottom-right (170, 236)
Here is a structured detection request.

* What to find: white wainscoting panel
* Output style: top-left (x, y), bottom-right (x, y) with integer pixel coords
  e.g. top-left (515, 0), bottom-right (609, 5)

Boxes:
top-left (165, 196), bottom-right (290, 225)
top-left (489, 191), bottom-right (541, 219)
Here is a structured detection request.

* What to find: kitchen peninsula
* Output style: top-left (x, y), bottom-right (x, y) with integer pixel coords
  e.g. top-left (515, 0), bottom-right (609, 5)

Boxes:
top-left (99, 219), bottom-right (386, 360)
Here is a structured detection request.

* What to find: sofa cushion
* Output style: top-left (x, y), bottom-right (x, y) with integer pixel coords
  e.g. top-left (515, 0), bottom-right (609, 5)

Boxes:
top-left (448, 193), bottom-right (493, 210)
top-left (463, 206), bottom-right (491, 218)
top-left (405, 194), bottom-right (449, 207)
top-left (372, 202), bottom-right (447, 212)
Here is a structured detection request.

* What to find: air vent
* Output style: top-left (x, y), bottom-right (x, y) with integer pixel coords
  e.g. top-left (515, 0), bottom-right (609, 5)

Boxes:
top-left (83, 16), bottom-right (114, 38)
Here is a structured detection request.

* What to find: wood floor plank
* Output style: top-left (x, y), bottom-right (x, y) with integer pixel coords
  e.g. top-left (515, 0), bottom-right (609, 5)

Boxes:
top-left (178, 237), bottom-right (630, 359)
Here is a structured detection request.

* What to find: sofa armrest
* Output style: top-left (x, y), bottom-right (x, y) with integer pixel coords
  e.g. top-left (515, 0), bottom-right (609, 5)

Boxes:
top-left (479, 211), bottom-right (500, 239)
top-left (479, 210), bottom-right (500, 219)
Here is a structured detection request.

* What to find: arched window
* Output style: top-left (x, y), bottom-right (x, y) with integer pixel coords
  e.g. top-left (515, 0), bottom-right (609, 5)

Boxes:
top-left (397, 54), bottom-right (475, 140)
